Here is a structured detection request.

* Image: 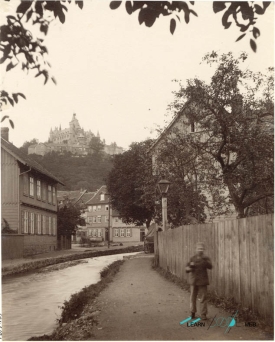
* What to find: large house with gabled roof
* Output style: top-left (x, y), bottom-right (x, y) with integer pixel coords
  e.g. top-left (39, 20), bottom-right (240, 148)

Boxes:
top-left (1, 127), bottom-right (65, 258)
top-left (84, 185), bottom-right (146, 243)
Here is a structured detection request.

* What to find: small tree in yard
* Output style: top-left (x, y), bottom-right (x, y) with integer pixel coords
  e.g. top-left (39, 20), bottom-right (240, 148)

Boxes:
top-left (168, 52), bottom-right (274, 218)
top-left (57, 203), bottom-right (85, 241)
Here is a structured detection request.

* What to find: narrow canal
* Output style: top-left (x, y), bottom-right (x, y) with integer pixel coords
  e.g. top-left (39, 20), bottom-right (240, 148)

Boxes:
top-left (2, 253), bottom-right (138, 341)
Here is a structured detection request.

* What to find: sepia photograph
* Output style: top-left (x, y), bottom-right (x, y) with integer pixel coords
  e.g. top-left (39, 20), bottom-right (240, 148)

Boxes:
top-left (0, 1), bottom-right (274, 341)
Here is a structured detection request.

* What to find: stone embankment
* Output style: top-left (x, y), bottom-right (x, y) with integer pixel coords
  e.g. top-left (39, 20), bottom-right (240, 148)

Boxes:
top-left (2, 245), bottom-right (143, 277)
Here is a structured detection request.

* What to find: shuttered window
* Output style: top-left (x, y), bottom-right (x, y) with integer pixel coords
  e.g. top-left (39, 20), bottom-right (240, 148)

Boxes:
top-left (114, 229), bottom-right (119, 237)
top-left (53, 187), bottom-right (56, 205)
top-left (126, 228), bottom-right (131, 237)
top-left (30, 212), bottom-right (34, 234)
top-left (42, 215), bottom-right (46, 234)
top-left (23, 174), bottom-right (28, 195)
top-left (49, 217), bottom-right (52, 235)
top-left (37, 214), bottom-right (41, 234)
top-left (24, 211), bottom-right (28, 233)
top-left (48, 185), bottom-right (52, 203)
top-left (52, 217), bottom-right (56, 235)
top-left (37, 180), bottom-right (41, 199)
top-left (120, 229), bottom-right (125, 237)
top-left (29, 177), bottom-right (34, 197)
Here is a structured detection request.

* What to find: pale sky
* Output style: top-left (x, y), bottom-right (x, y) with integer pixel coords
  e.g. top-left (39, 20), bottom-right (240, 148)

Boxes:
top-left (1, 1), bottom-right (274, 149)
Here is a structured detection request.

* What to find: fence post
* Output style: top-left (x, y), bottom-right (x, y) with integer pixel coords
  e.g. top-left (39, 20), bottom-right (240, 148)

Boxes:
top-left (154, 230), bottom-right (159, 267)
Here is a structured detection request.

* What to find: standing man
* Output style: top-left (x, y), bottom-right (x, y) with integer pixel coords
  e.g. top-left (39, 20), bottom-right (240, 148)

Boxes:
top-left (186, 242), bottom-right (212, 320)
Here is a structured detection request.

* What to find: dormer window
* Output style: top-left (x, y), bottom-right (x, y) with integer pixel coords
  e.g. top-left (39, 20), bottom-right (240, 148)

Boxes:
top-left (100, 193), bottom-right (105, 201)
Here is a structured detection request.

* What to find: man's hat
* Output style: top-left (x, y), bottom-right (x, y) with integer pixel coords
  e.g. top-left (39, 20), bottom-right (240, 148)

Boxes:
top-left (196, 242), bottom-right (205, 249)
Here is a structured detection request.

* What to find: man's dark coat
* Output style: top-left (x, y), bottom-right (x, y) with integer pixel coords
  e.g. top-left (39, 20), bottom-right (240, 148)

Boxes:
top-left (186, 255), bottom-right (212, 286)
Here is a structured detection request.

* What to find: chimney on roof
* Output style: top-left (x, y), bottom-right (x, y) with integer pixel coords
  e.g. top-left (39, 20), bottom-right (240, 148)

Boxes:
top-left (1, 127), bottom-right (9, 141)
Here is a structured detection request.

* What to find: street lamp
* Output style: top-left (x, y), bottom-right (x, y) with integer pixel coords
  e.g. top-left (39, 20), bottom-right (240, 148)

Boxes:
top-left (157, 179), bottom-right (171, 231)
top-left (105, 193), bottom-right (111, 249)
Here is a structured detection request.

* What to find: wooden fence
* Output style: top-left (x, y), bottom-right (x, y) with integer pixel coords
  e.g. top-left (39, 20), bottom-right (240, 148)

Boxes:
top-left (155, 214), bottom-right (274, 321)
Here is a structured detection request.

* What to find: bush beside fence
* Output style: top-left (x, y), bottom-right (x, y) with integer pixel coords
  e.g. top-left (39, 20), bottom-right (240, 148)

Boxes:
top-left (155, 214), bottom-right (274, 321)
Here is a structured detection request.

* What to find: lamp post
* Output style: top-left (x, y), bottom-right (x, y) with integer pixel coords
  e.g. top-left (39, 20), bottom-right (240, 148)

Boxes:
top-left (157, 179), bottom-right (171, 231)
top-left (105, 193), bottom-right (111, 248)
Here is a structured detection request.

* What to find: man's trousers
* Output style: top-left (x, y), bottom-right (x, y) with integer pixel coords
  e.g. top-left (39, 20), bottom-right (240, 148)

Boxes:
top-left (190, 285), bottom-right (208, 316)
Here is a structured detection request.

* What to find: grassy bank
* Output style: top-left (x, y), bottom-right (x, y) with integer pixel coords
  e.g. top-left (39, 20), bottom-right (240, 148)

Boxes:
top-left (152, 260), bottom-right (273, 335)
top-left (28, 259), bottom-right (125, 341)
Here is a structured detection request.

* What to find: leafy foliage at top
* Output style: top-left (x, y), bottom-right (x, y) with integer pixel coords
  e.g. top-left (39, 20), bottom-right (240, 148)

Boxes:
top-left (0, 1), bottom-right (83, 126)
top-left (110, 1), bottom-right (271, 51)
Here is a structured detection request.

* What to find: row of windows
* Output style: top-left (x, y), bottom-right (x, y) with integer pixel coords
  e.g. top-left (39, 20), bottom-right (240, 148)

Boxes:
top-left (86, 215), bottom-right (109, 224)
top-left (88, 205), bottom-right (109, 212)
top-left (23, 174), bottom-right (56, 205)
top-left (114, 228), bottom-right (131, 238)
top-left (21, 210), bottom-right (57, 235)
top-left (87, 228), bottom-right (132, 237)
top-left (88, 228), bottom-right (103, 237)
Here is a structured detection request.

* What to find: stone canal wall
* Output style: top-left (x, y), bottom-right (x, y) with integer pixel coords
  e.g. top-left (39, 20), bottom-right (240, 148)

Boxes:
top-left (2, 245), bottom-right (143, 277)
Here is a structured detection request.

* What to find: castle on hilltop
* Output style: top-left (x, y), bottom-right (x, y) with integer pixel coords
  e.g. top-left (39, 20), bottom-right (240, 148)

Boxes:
top-left (28, 114), bottom-right (124, 156)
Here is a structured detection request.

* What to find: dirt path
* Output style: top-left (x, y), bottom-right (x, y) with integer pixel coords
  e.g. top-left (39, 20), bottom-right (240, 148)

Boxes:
top-left (90, 255), bottom-right (272, 341)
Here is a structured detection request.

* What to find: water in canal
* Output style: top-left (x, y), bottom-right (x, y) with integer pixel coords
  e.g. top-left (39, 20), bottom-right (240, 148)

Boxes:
top-left (2, 253), bottom-right (139, 341)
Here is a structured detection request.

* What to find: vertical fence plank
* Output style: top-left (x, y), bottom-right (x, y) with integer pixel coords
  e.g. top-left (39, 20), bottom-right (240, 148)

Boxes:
top-left (249, 215), bottom-right (257, 315)
top-left (266, 214), bottom-right (274, 323)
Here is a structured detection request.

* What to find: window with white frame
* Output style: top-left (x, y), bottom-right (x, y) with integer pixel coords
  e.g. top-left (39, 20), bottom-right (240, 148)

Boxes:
top-left (105, 216), bottom-right (108, 222)
top-left (100, 193), bottom-right (105, 201)
top-left (37, 214), bottom-right (41, 234)
top-left (49, 216), bottom-right (52, 235)
top-left (24, 211), bottom-right (28, 233)
top-left (48, 185), bottom-right (52, 203)
top-left (120, 228), bottom-right (125, 237)
top-left (42, 215), bottom-right (46, 234)
top-left (98, 228), bottom-right (102, 237)
top-left (114, 229), bottom-right (119, 237)
top-left (88, 217), bottom-right (93, 223)
top-left (126, 228), bottom-right (131, 237)
top-left (92, 216), bottom-right (96, 223)
top-left (53, 187), bottom-right (56, 205)
top-left (93, 206), bottom-right (97, 211)
top-left (105, 205), bottom-right (109, 211)
top-left (37, 180), bottom-right (41, 199)
top-left (30, 212), bottom-right (34, 234)
top-left (97, 215), bottom-right (101, 223)
top-left (88, 206), bottom-right (92, 212)
top-left (92, 229), bottom-right (97, 237)
top-left (97, 205), bottom-right (101, 211)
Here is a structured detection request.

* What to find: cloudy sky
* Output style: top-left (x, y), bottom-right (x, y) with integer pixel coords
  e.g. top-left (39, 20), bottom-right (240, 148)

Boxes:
top-left (1, 1), bottom-right (274, 149)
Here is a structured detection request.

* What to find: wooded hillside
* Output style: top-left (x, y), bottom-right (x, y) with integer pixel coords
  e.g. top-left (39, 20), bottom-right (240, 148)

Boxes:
top-left (28, 151), bottom-right (113, 191)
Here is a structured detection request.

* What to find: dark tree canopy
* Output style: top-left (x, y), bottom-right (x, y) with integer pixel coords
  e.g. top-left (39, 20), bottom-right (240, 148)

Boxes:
top-left (107, 140), bottom-right (157, 228)
top-left (167, 52), bottom-right (274, 218)
top-left (57, 202), bottom-right (84, 237)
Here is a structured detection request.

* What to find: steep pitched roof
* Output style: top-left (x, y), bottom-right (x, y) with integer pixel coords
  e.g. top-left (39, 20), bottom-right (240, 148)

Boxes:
top-left (148, 102), bottom-right (190, 152)
top-left (1, 137), bottom-right (65, 185)
top-left (85, 185), bottom-right (110, 205)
